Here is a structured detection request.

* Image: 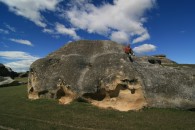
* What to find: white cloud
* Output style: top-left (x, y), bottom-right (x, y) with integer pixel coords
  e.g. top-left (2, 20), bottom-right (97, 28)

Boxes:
top-left (0, 51), bottom-right (40, 72)
top-left (0, 51), bottom-right (38, 60)
top-left (110, 31), bottom-right (130, 44)
top-left (133, 44), bottom-right (156, 54)
top-left (43, 28), bottom-right (54, 33)
top-left (66, 0), bottom-right (156, 43)
top-left (55, 23), bottom-right (80, 40)
top-left (0, 28), bottom-right (9, 34)
top-left (5, 24), bottom-right (16, 32)
top-left (132, 32), bottom-right (150, 44)
top-left (42, 23), bottom-right (80, 40)
top-left (5, 60), bottom-right (36, 72)
top-left (10, 39), bottom-right (33, 46)
top-left (0, 0), bottom-right (61, 27)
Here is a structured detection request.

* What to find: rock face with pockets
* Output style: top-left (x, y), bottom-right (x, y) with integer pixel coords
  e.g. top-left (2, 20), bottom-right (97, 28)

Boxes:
top-left (28, 40), bottom-right (195, 111)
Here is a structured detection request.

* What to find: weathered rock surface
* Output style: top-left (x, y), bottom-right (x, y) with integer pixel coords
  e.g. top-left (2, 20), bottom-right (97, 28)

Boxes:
top-left (28, 40), bottom-right (195, 111)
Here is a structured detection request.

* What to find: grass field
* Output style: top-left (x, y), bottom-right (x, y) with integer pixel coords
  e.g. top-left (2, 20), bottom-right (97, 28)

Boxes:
top-left (0, 78), bottom-right (195, 130)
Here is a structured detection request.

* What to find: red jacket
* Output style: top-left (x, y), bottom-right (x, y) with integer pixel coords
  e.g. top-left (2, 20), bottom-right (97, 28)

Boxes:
top-left (124, 46), bottom-right (131, 54)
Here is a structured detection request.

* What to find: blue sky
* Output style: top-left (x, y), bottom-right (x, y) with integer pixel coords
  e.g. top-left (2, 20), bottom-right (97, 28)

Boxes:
top-left (0, 0), bottom-right (195, 72)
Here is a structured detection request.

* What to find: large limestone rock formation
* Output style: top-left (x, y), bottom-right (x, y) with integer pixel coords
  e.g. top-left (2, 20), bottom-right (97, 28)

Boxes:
top-left (28, 40), bottom-right (195, 111)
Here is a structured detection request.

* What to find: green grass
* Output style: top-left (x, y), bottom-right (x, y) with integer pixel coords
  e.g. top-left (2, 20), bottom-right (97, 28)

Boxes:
top-left (0, 78), bottom-right (195, 130)
top-left (14, 77), bottom-right (28, 82)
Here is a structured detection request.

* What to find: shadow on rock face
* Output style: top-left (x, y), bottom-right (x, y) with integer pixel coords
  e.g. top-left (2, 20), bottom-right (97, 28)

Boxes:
top-left (56, 87), bottom-right (66, 99)
top-left (81, 79), bottom-right (147, 111)
top-left (148, 58), bottom-right (161, 65)
top-left (83, 88), bottom-right (106, 101)
top-left (188, 108), bottom-right (195, 112)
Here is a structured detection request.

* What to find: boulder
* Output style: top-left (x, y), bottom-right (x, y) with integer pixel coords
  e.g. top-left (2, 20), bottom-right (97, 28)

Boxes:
top-left (0, 63), bottom-right (18, 78)
top-left (0, 76), bottom-right (20, 87)
top-left (153, 55), bottom-right (177, 64)
top-left (134, 56), bottom-right (176, 65)
top-left (28, 40), bottom-right (195, 111)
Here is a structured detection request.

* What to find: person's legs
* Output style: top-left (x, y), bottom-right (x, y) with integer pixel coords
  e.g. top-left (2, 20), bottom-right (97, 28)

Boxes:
top-left (128, 53), bottom-right (133, 62)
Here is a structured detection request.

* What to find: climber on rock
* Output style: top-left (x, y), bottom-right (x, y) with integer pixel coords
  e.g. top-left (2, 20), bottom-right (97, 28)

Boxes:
top-left (123, 44), bottom-right (134, 62)
top-left (124, 44), bottom-right (134, 56)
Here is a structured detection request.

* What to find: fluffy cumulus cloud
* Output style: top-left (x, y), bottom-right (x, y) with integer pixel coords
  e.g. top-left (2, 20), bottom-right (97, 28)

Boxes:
top-left (133, 44), bottom-right (156, 54)
top-left (0, 0), bottom-right (157, 54)
top-left (110, 31), bottom-right (130, 43)
top-left (43, 23), bottom-right (80, 40)
top-left (55, 23), bottom-right (80, 40)
top-left (10, 39), bottom-right (33, 46)
top-left (66, 0), bottom-right (156, 44)
top-left (133, 32), bottom-right (150, 44)
top-left (0, 51), bottom-right (40, 72)
top-left (0, 0), bottom-right (61, 27)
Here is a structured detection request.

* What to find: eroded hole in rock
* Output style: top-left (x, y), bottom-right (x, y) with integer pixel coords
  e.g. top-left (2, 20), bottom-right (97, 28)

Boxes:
top-left (57, 84), bottom-right (77, 105)
top-left (29, 87), bottom-right (34, 93)
top-left (38, 90), bottom-right (49, 96)
top-left (121, 79), bottom-right (138, 85)
top-left (87, 63), bottom-right (92, 68)
top-left (129, 79), bottom-right (138, 85)
top-left (188, 108), bottom-right (195, 112)
top-left (120, 78), bottom-right (138, 94)
top-left (86, 79), bottom-right (147, 111)
top-left (50, 93), bottom-right (55, 98)
top-left (108, 84), bottom-right (128, 98)
top-left (83, 88), bottom-right (106, 101)
top-left (130, 88), bottom-right (136, 94)
top-left (56, 87), bottom-right (66, 99)
top-left (28, 87), bottom-right (39, 100)
top-left (148, 58), bottom-right (161, 65)
top-left (77, 96), bottom-right (90, 103)
top-left (121, 79), bottom-right (129, 82)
